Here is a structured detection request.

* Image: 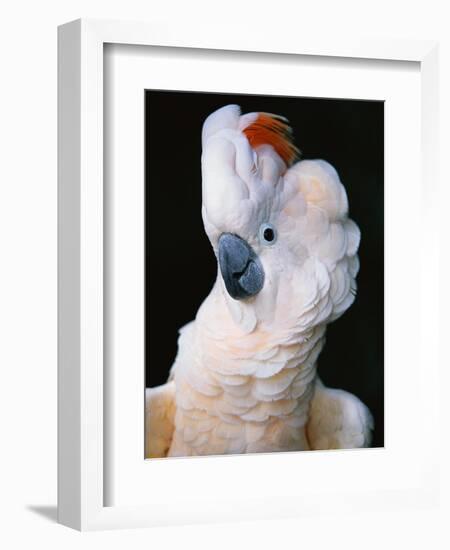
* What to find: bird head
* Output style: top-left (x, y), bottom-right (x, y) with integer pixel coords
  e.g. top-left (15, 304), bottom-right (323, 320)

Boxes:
top-left (201, 104), bottom-right (360, 333)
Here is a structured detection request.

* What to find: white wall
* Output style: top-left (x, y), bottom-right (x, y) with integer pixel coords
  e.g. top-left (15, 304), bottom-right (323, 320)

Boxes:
top-left (0, 1), bottom-right (448, 547)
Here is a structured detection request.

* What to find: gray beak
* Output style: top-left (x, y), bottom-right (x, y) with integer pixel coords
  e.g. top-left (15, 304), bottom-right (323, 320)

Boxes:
top-left (218, 233), bottom-right (265, 300)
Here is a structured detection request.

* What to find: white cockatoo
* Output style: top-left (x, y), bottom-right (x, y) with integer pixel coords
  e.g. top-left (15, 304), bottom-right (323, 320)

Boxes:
top-left (145, 104), bottom-right (373, 458)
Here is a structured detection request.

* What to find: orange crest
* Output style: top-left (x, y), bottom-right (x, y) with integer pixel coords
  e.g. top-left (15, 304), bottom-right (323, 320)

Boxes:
top-left (243, 113), bottom-right (300, 167)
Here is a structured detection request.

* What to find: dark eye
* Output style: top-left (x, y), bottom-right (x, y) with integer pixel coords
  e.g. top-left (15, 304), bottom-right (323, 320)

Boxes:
top-left (259, 223), bottom-right (277, 246)
top-left (263, 227), bottom-right (274, 241)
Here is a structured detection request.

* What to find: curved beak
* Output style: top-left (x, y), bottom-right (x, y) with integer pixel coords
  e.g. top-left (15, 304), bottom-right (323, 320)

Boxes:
top-left (218, 233), bottom-right (265, 300)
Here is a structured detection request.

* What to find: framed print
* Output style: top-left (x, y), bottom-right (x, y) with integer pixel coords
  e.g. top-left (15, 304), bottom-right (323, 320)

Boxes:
top-left (58, 18), bottom-right (439, 530)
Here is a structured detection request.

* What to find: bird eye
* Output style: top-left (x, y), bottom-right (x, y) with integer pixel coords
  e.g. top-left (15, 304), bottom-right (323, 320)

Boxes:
top-left (259, 223), bottom-right (277, 245)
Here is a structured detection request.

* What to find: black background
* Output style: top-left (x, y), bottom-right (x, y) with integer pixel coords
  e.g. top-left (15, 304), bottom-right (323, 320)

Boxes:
top-left (145, 90), bottom-right (384, 447)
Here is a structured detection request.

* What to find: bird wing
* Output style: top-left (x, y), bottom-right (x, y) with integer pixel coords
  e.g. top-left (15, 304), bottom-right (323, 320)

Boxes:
top-left (145, 381), bottom-right (176, 458)
top-left (306, 377), bottom-right (374, 449)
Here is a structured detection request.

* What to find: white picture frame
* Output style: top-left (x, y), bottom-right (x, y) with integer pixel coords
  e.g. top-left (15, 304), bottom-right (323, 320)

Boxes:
top-left (58, 18), bottom-right (439, 531)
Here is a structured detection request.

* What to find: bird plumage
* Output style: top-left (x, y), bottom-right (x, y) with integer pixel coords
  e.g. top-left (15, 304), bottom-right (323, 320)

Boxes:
top-left (145, 104), bottom-right (373, 458)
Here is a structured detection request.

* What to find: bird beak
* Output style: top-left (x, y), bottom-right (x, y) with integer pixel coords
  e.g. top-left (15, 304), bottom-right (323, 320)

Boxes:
top-left (218, 233), bottom-right (265, 300)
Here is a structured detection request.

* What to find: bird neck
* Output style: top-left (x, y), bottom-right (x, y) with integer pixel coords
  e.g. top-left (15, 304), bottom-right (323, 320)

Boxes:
top-left (195, 282), bottom-right (327, 383)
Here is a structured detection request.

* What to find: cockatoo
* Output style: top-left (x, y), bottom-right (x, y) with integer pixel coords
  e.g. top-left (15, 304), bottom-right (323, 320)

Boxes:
top-left (145, 104), bottom-right (373, 458)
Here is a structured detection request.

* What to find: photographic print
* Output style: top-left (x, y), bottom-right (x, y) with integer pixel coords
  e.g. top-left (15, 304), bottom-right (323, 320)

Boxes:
top-left (144, 91), bottom-right (384, 458)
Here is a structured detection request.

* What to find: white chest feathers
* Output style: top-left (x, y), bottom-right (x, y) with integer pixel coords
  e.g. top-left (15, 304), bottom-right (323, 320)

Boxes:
top-left (168, 320), bottom-right (326, 457)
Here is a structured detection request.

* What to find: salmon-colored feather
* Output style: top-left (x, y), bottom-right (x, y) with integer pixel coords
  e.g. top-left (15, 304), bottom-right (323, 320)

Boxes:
top-left (243, 113), bottom-right (300, 166)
